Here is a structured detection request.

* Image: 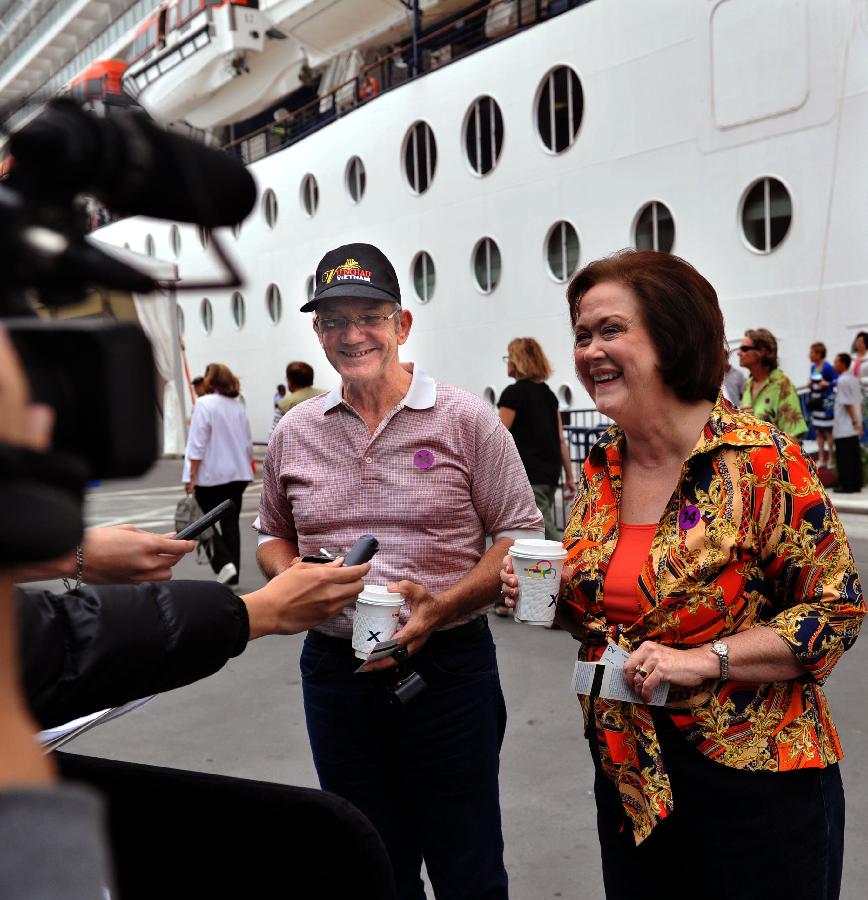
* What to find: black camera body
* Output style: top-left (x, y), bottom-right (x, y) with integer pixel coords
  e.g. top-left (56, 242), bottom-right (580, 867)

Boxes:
top-left (0, 98), bottom-right (256, 560)
top-left (6, 318), bottom-right (158, 479)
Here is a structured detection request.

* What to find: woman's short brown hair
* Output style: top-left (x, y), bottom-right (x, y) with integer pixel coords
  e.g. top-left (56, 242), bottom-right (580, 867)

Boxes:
top-left (203, 363), bottom-right (240, 398)
top-left (567, 250), bottom-right (727, 404)
top-left (507, 337), bottom-right (552, 381)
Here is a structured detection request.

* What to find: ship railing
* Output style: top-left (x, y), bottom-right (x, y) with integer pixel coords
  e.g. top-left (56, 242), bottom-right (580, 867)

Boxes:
top-left (553, 407), bottom-right (611, 531)
top-left (223, 0), bottom-right (593, 164)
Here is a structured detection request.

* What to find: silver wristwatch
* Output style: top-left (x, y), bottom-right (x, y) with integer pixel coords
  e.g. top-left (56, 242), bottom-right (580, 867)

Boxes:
top-left (710, 640), bottom-right (729, 682)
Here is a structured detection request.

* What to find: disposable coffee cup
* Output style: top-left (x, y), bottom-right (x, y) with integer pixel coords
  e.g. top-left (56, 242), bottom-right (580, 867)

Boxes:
top-left (352, 585), bottom-right (404, 659)
top-left (508, 539), bottom-right (568, 625)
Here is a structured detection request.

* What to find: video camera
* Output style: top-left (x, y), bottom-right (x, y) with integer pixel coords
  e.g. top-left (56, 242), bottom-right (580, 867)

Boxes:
top-left (0, 98), bottom-right (257, 562)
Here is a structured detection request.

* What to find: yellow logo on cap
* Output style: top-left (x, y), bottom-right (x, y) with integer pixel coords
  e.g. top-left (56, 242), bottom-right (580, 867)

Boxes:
top-left (322, 258), bottom-right (372, 285)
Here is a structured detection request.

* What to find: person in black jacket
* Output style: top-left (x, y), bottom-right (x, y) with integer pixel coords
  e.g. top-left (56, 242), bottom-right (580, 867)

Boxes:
top-left (19, 559), bottom-right (370, 729)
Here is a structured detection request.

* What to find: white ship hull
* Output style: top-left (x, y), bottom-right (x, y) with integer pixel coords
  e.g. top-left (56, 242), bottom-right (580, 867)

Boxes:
top-left (97, 0), bottom-right (868, 441)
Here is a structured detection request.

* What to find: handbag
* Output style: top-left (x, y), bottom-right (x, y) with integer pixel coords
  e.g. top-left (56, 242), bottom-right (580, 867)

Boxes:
top-left (174, 494), bottom-right (217, 564)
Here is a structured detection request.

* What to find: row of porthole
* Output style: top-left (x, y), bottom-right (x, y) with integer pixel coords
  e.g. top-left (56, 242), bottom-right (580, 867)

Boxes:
top-left (176, 67), bottom-right (578, 242)
top-left (177, 177), bottom-right (794, 336)
top-left (160, 175), bottom-right (790, 259)
top-left (167, 176), bottom-right (794, 335)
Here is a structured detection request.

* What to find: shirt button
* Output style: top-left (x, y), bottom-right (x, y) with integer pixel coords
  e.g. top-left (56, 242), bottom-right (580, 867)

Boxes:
top-left (365, 456), bottom-right (373, 464)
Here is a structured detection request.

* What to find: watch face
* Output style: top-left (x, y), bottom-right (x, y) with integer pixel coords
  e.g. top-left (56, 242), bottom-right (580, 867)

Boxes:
top-left (712, 642), bottom-right (727, 655)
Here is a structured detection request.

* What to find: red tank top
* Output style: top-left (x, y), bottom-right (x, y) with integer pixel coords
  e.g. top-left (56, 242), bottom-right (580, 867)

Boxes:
top-left (603, 523), bottom-right (657, 626)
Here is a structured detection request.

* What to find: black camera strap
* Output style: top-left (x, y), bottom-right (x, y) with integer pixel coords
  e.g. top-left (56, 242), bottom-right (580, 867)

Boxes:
top-left (0, 441), bottom-right (86, 563)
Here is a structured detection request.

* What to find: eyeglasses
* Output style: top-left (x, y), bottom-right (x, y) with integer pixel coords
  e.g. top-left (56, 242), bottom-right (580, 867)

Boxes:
top-left (316, 309), bottom-right (400, 333)
top-left (738, 345), bottom-right (756, 353)
top-left (501, 355), bottom-right (510, 363)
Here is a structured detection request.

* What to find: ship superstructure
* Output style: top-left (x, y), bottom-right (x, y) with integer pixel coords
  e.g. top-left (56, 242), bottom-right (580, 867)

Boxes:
top-left (3, 0), bottom-right (866, 441)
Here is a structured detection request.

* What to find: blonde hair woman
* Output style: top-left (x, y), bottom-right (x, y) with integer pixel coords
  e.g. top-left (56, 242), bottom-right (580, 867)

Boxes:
top-left (497, 337), bottom-right (575, 609)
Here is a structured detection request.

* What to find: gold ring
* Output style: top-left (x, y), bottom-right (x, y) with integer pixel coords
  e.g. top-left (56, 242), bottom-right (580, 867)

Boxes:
top-left (635, 666), bottom-right (648, 678)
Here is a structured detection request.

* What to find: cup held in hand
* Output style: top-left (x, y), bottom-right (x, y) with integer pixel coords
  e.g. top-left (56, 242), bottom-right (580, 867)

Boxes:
top-left (508, 539), bottom-right (567, 625)
top-left (352, 584), bottom-right (404, 659)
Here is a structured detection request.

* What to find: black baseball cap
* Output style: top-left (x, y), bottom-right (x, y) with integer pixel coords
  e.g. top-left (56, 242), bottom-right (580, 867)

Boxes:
top-left (300, 242), bottom-right (401, 312)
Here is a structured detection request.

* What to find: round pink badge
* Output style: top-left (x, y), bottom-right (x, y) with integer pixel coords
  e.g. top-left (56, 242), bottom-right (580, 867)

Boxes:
top-left (413, 449), bottom-right (434, 469)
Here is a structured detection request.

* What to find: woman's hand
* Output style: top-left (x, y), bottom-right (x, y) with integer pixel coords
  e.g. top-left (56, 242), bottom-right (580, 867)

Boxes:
top-left (625, 641), bottom-right (717, 703)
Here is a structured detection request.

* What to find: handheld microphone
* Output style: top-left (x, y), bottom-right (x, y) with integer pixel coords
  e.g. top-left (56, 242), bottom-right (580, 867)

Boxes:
top-left (9, 99), bottom-right (257, 227)
top-left (342, 534), bottom-right (380, 567)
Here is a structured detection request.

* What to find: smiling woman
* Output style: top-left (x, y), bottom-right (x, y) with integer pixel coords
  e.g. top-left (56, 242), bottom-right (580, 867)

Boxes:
top-left (517, 249), bottom-right (866, 900)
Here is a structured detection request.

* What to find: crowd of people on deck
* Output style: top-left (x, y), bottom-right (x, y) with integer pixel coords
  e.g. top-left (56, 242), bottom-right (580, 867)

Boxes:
top-left (3, 242), bottom-right (865, 900)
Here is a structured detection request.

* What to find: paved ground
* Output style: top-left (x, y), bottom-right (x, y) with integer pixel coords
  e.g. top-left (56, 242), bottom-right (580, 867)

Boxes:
top-left (42, 458), bottom-right (868, 899)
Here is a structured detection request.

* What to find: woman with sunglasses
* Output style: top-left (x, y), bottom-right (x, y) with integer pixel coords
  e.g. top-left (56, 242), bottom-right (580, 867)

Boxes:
top-left (737, 328), bottom-right (807, 440)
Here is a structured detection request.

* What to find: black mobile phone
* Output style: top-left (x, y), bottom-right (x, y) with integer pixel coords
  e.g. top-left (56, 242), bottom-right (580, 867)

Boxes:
top-left (301, 555), bottom-right (332, 564)
top-left (174, 499), bottom-right (235, 540)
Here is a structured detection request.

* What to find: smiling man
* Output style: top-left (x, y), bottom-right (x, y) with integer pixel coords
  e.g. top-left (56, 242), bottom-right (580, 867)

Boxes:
top-left (255, 243), bottom-right (542, 900)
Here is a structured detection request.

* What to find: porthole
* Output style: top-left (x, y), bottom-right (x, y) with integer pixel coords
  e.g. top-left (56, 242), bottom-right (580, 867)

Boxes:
top-left (305, 275), bottom-right (315, 303)
top-left (472, 237), bottom-right (501, 294)
top-left (482, 386), bottom-right (496, 406)
top-left (634, 201), bottom-right (675, 252)
top-left (263, 188), bottom-right (278, 228)
top-left (545, 221), bottom-right (580, 282)
top-left (176, 304), bottom-right (185, 336)
top-left (403, 121), bottom-right (437, 194)
top-left (200, 298), bottom-right (213, 335)
top-left (464, 96), bottom-right (504, 176)
top-left (231, 291), bottom-right (245, 330)
top-left (266, 283), bottom-right (282, 324)
top-left (196, 225), bottom-right (210, 249)
top-left (412, 251), bottom-right (435, 303)
top-left (536, 65), bottom-right (583, 154)
top-left (169, 224), bottom-right (181, 257)
top-left (300, 174), bottom-right (319, 217)
top-left (345, 156), bottom-right (366, 203)
top-left (557, 384), bottom-right (573, 407)
top-left (144, 234), bottom-right (155, 257)
top-left (741, 177), bottom-right (792, 253)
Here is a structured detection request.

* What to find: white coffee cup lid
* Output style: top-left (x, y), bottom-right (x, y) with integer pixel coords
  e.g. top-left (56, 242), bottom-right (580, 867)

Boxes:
top-left (509, 538), bottom-right (567, 559)
top-left (357, 584), bottom-right (404, 606)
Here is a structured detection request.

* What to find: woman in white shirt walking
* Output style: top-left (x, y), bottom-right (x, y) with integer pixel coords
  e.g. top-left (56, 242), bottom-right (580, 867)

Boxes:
top-left (183, 363), bottom-right (253, 586)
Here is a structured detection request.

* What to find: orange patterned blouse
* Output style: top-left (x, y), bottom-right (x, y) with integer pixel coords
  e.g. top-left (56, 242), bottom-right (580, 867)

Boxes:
top-left (562, 395), bottom-right (864, 845)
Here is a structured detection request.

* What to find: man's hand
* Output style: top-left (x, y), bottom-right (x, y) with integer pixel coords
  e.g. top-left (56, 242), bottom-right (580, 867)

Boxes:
top-left (361, 579), bottom-right (448, 671)
top-left (242, 559), bottom-right (370, 639)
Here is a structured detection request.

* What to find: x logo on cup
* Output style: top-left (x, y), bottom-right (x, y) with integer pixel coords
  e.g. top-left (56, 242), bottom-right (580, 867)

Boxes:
top-left (367, 630), bottom-right (381, 643)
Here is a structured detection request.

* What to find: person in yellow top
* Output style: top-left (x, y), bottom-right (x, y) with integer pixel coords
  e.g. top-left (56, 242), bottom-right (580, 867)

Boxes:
top-left (737, 328), bottom-right (808, 440)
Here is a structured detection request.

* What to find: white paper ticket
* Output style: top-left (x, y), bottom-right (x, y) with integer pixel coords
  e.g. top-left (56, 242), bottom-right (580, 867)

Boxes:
top-left (571, 660), bottom-right (670, 706)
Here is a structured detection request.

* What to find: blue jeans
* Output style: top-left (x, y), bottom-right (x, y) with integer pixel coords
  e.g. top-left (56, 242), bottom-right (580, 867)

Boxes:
top-left (591, 710), bottom-right (845, 899)
top-left (301, 619), bottom-right (509, 900)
